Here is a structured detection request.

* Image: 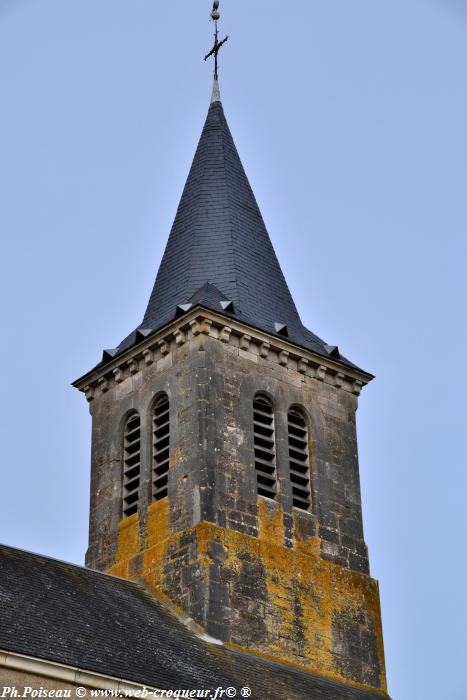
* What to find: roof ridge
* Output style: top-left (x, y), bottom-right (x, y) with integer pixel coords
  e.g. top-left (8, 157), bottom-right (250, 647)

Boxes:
top-left (0, 542), bottom-right (135, 586)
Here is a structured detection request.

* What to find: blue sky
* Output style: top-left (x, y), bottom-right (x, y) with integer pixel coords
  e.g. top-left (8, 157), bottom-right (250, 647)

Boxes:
top-left (0, 2), bottom-right (466, 698)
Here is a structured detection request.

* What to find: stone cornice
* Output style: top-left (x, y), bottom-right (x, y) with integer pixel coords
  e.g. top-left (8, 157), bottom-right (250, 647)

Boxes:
top-left (73, 307), bottom-right (373, 402)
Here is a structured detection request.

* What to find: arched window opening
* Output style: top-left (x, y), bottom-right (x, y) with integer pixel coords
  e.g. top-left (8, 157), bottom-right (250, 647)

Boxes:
top-left (288, 408), bottom-right (312, 511)
top-left (123, 413), bottom-right (141, 517)
top-left (253, 394), bottom-right (277, 500)
top-left (153, 394), bottom-right (170, 501)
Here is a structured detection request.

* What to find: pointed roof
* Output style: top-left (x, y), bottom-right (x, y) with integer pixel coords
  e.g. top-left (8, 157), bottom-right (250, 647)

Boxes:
top-left (140, 93), bottom-right (307, 342)
top-left (115, 87), bottom-right (358, 369)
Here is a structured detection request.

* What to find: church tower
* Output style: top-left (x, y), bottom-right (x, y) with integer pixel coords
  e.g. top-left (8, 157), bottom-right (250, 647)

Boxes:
top-left (74, 13), bottom-right (389, 697)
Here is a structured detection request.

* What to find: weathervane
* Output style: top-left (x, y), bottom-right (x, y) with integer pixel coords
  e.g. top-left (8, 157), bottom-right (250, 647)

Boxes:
top-left (204, 0), bottom-right (228, 81)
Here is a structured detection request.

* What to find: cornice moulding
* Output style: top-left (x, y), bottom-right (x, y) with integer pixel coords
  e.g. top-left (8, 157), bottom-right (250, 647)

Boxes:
top-left (73, 307), bottom-right (373, 399)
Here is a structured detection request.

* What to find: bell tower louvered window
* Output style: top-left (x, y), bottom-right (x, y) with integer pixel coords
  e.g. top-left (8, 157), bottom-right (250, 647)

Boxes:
top-left (253, 394), bottom-right (277, 499)
top-left (123, 413), bottom-right (141, 517)
top-left (153, 394), bottom-right (170, 501)
top-left (288, 408), bottom-right (312, 511)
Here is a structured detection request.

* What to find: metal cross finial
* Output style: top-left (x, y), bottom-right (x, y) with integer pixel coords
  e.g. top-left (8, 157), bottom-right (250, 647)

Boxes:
top-left (204, 0), bottom-right (228, 81)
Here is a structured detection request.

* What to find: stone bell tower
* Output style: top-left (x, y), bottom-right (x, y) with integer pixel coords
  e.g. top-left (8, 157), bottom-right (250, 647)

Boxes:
top-left (74, 82), bottom-right (389, 698)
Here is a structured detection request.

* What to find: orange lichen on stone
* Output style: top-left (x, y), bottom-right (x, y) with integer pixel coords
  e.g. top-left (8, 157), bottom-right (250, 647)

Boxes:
top-left (109, 500), bottom-right (171, 581)
top-left (257, 498), bottom-right (284, 545)
top-left (108, 561), bottom-right (128, 578)
top-left (195, 521), bottom-right (387, 695)
top-left (142, 500), bottom-right (171, 592)
top-left (115, 513), bottom-right (139, 564)
top-left (107, 511), bottom-right (387, 696)
top-left (146, 499), bottom-right (169, 549)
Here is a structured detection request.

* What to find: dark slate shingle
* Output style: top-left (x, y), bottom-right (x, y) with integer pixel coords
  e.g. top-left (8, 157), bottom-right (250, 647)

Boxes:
top-left (115, 97), bottom-right (362, 371)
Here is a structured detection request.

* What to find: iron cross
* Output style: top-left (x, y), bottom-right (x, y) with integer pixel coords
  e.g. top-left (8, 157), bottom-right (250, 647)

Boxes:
top-left (204, 1), bottom-right (228, 81)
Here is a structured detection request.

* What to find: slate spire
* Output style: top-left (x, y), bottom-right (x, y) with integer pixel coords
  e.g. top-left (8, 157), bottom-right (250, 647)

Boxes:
top-left (127, 88), bottom-right (344, 364)
top-left (141, 95), bottom-right (294, 329)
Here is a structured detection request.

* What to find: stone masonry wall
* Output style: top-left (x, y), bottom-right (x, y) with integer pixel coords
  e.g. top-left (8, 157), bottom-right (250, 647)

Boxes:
top-left (84, 322), bottom-right (386, 694)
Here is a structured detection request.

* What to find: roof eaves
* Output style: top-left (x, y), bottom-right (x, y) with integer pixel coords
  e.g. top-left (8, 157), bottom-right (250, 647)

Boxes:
top-left (73, 303), bottom-right (373, 391)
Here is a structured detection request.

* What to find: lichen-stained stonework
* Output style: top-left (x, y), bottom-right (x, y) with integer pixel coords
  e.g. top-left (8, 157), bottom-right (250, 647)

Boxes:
top-left (79, 312), bottom-right (387, 696)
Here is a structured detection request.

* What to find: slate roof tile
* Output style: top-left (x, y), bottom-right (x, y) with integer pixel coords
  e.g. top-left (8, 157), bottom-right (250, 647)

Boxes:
top-left (113, 96), bottom-right (363, 372)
